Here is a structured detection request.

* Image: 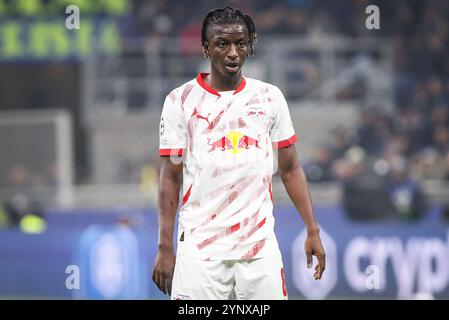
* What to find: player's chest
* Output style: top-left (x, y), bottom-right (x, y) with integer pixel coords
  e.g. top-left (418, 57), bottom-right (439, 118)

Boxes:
top-left (186, 95), bottom-right (273, 136)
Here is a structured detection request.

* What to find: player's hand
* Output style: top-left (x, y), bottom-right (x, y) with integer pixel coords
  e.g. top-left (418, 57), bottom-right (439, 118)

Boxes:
top-left (304, 229), bottom-right (326, 280)
top-left (152, 250), bottom-right (176, 296)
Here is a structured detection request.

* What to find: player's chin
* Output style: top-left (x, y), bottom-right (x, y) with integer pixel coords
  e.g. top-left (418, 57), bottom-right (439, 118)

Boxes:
top-left (223, 66), bottom-right (241, 77)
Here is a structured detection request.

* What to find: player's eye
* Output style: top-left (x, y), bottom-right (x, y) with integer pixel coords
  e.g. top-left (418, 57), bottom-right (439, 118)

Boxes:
top-left (218, 41), bottom-right (227, 48)
top-left (238, 42), bottom-right (247, 49)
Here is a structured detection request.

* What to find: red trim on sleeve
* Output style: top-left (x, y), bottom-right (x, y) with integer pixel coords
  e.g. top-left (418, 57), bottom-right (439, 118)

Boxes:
top-left (182, 184), bottom-right (192, 206)
top-left (273, 135), bottom-right (297, 149)
top-left (269, 182), bottom-right (273, 202)
top-left (196, 73), bottom-right (246, 96)
top-left (159, 149), bottom-right (184, 156)
top-left (281, 268), bottom-right (288, 297)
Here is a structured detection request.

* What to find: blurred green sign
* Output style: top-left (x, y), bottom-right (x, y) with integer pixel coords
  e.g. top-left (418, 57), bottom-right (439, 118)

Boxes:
top-left (0, 0), bottom-right (131, 16)
top-left (0, 0), bottom-right (132, 60)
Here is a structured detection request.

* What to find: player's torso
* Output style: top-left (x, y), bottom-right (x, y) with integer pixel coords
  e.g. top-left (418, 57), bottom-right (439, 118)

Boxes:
top-left (174, 77), bottom-right (281, 260)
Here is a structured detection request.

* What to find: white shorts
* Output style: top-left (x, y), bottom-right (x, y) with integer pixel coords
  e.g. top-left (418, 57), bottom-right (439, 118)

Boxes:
top-left (171, 252), bottom-right (288, 300)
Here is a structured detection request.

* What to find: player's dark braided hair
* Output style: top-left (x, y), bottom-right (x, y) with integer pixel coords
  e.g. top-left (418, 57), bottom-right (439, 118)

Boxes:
top-left (201, 7), bottom-right (257, 56)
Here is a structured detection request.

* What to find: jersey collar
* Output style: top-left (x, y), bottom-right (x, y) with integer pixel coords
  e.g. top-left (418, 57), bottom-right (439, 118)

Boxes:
top-left (196, 73), bottom-right (246, 97)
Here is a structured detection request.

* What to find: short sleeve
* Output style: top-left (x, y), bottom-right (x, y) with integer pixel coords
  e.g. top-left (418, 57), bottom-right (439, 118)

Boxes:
top-left (270, 86), bottom-right (297, 149)
top-left (159, 91), bottom-right (187, 156)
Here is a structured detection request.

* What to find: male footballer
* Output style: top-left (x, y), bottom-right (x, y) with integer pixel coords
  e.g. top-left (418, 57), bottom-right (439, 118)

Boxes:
top-left (152, 6), bottom-right (326, 300)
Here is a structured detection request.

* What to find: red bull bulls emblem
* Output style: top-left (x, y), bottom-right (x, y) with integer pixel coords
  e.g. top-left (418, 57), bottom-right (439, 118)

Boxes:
top-left (247, 109), bottom-right (267, 122)
top-left (208, 131), bottom-right (260, 154)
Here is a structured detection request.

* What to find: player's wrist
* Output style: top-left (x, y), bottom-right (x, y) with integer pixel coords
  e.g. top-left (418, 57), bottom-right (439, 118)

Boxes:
top-left (158, 243), bottom-right (175, 253)
top-left (306, 225), bottom-right (320, 236)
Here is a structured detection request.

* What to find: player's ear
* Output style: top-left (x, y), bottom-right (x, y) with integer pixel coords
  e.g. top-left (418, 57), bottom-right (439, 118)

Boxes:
top-left (202, 44), bottom-right (210, 59)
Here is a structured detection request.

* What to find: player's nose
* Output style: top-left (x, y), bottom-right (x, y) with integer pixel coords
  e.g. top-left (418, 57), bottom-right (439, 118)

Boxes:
top-left (227, 44), bottom-right (238, 59)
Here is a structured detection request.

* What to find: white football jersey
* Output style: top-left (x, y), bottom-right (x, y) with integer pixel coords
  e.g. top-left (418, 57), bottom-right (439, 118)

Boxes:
top-left (159, 73), bottom-right (297, 260)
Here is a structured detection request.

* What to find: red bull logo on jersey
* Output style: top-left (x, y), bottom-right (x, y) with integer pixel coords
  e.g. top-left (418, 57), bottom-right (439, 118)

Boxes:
top-left (207, 131), bottom-right (261, 154)
top-left (247, 108), bottom-right (267, 122)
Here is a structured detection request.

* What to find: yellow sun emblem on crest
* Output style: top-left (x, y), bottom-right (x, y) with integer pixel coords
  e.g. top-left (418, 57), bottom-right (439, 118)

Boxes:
top-left (226, 131), bottom-right (244, 154)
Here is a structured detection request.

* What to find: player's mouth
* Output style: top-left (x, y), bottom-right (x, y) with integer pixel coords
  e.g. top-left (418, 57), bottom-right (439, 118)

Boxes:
top-left (225, 62), bottom-right (240, 73)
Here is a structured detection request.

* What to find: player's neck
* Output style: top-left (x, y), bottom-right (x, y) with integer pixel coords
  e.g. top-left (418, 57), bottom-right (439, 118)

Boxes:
top-left (207, 70), bottom-right (243, 92)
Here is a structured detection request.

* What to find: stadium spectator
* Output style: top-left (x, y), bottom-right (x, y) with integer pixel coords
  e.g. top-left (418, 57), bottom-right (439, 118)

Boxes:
top-left (388, 156), bottom-right (428, 222)
top-left (303, 146), bottom-right (334, 182)
top-left (0, 193), bottom-right (47, 233)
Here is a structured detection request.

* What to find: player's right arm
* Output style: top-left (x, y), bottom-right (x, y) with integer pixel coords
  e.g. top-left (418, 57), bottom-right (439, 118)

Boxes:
top-left (152, 156), bottom-right (183, 296)
top-left (153, 89), bottom-right (186, 296)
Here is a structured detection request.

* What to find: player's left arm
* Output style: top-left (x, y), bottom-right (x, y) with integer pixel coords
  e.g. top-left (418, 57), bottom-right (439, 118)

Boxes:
top-left (277, 144), bottom-right (326, 280)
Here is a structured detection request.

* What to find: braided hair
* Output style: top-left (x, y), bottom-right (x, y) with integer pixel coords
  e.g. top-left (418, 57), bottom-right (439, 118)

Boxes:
top-left (201, 7), bottom-right (257, 56)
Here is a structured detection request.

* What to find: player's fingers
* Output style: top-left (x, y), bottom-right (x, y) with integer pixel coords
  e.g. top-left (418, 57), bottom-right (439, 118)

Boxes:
top-left (152, 267), bottom-right (160, 285)
top-left (152, 268), bottom-right (158, 286)
top-left (154, 271), bottom-right (167, 294)
top-left (313, 264), bottom-right (322, 279)
top-left (305, 250), bottom-right (313, 269)
top-left (318, 254), bottom-right (326, 272)
top-left (153, 270), bottom-right (161, 291)
top-left (166, 277), bottom-right (173, 296)
top-left (155, 273), bottom-right (164, 294)
top-left (151, 268), bottom-right (156, 283)
top-left (317, 268), bottom-right (324, 279)
top-left (314, 265), bottom-right (321, 279)
top-left (160, 274), bottom-right (168, 295)
top-left (316, 255), bottom-right (326, 279)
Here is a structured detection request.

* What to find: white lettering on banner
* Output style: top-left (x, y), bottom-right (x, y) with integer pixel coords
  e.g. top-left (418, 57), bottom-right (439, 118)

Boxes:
top-left (390, 238), bottom-right (420, 299)
top-left (65, 265), bottom-right (80, 290)
top-left (417, 238), bottom-right (449, 295)
top-left (345, 232), bottom-right (449, 299)
top-left (65, 5), bottom-right (80, 30)
top-left (365, 265), bottom-right (380, 290)
top-left (344, 237), bottom-right (372, 292)
top-left (365, 5), bottom-right (380, 30)
top-left (370, 238), bottom-right (390, 291)
top-left (291, 226), bottom-right (337, 299)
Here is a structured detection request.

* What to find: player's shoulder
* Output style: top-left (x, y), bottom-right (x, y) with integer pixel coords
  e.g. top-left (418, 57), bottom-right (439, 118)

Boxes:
top-left (165, 78), bottom-right (198, 99)
top-left (244, 77), bottom-right (284, 96)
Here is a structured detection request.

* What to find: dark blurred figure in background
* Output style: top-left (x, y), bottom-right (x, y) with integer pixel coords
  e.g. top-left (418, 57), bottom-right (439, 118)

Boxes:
top-left (341, 150), bottom-right (428, 222)
top-left (388, 156), bottom-right (427, 222)
top-left (0, 193), bottom-right (47, 233)
top-left (340, 146), bottom-right (397, 221)
top-left (343, 169), bottom-right (397, 221)
top-left (303, 147), bottom-right (334, 182)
